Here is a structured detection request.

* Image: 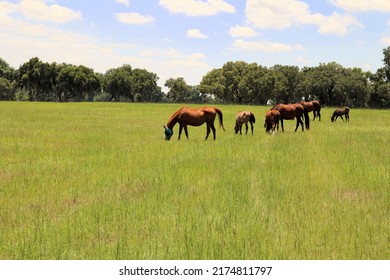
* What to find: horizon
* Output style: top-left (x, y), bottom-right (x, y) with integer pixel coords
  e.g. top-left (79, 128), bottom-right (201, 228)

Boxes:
top-left (1, 0), bottom-right (390, 88)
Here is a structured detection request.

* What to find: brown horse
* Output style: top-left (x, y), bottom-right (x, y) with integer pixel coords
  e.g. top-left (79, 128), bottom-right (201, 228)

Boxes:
top-left (264, 109), bottom-right (280, 135)
top-left (270, 103), bottom-right (310, 132)
top-left (331, 107), bottom-right (350, 122)
top-left (299, 100), bottom-right (321, 121)
top-left (164, 107), bottom-right (225, 140)
top-left (234, 111), bottom-right (256, 135)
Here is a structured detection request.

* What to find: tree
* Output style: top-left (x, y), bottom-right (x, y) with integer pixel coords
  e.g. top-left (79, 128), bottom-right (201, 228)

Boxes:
top-left (17, 57), bottom-right (55, 101)
top-left (199, 68), bottom-right (226, 101)
top-left (0, 58), bottom-right (15, 81)
top-left (269, 65), bottom-right (300, 104)
top-left (368, 47), bottom-right (390, 107)
top-left (131, 68), bottom-right (162, 102)
top-left (165, 77), bottom-right (189, 103)
top-left (56, 64), bottom-right (101, 101)
top-left (334, 68), bottom-right (369, 107)
top-left (104, 65), bottom-right (133, 102)
top-left (199, 61), bottom-right (269, 104)
top-left (0, 77), bottom-right (14, 100)
top-left (0, 58), bottom-right (15, 100)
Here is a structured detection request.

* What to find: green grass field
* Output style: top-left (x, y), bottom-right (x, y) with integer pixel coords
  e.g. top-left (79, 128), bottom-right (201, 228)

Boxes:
top-left (0, 102), bottom-right (389, 260)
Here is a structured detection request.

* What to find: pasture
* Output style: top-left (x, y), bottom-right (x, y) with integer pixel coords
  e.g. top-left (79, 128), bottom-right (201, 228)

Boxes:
top-left (0, 102), bottom-right (389, 260)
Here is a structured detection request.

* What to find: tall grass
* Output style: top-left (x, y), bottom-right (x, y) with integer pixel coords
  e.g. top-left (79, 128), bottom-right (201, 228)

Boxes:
top-left (0, 102), bottom-right (389, 259)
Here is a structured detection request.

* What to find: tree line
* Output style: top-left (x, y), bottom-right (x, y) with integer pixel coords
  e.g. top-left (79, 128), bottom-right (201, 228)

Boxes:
top-left (1, 47), bottom-right (390, 107)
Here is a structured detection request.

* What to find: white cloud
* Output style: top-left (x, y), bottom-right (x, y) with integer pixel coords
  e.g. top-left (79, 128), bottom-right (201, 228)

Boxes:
top-left (19, 0), bottom-right (82, 23)
top-left (230, 39), bottom-right (301, 52)
top-left (186, 29), bottom-right (208, 39)
top-left (314, 12), bottom-right (362, 36)
top-left (245, 0), bottom-right (311, 30)
top-left (159, 0), bottom-right (235, 16)
top-left (330, 0), bottom-right (390, 13)
top-left (116, 0), bottom-right (130, 7)
top-left (229, 25), bottom-right (259, 38)
top-left (245, 0), bottom-right (362, 36)
top-left (115, 12), bottom-right (154, 24)
top-left (296, 55), bottom-right (310, 64)
top-left (381, 36), bottom-right (390, 45)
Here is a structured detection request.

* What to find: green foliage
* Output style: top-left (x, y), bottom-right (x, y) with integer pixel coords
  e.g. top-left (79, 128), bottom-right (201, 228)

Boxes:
top-left (0, 102), bottom-right (388, 259)
top-left (2, 47), bottom-right (390, 107)
top-left (0, 77), bottom-right (14, 100)
top-left (57, 64), bottom-right (101, 102)
top-left (165, 77), bottom-right (204, 103)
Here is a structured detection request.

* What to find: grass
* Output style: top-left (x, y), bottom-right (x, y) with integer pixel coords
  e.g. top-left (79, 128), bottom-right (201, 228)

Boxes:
top-left (0, 102), bottom-right (389, 259)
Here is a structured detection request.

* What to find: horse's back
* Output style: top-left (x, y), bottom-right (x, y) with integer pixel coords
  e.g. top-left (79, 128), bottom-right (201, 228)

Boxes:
top-left (275, 103), bottom-right (303, 119)
top-left (236, 110), bottom-right (252, 120)
top-left (179, 107), bottom-right (219, 126)
top-left (266, 109), bottom-right (280, 121)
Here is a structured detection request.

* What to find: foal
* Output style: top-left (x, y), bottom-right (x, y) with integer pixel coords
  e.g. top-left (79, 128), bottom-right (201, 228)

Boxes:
top-left (264, 109), bottom-right (280, 135)
top-left (234, 111), bottom-right (256, 135)
top-left (331, 107), bottom-right (350, 122)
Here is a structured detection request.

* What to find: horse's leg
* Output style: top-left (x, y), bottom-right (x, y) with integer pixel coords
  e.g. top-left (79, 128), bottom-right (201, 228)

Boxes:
top-left (281, 119), bottom-right (284, 132)
top-left (205, 124), bottom-right (211, 140)
top-left (346, 114), bottom-right (349, 122)
top-left (211, 123), bottom-right (216, 140)
top-left (239, 124), bottom-right (242, 135)
top-left (295, 117), bottom-right (303, 132)
top-left (178, 124), bottom-right (183, 140)
top-left (245, 123), bottom-right (248, 135)
top-left (313, 111), bottom-right (316, 121)
top-left (184, 125), bottom-right (189, 139)
top-left (250, 121), bottom-right (254, 135)
top-left (318, 111), bottom-right (321, 121)
top-left (340, 115), bottom-right (344, 122)
top-left (294, 117), bottom-right (299, 132)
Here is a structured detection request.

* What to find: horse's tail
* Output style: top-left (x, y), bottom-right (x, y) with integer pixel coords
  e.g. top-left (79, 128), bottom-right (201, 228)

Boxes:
top-left (303, 106), bottom-right (310, 130)
top-left (250, 112), bottom-right (256, 123)
top-left (214, 108), bottom-right (225, 131)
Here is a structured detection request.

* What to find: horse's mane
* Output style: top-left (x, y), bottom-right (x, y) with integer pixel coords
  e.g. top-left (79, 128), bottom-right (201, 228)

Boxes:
top-left (167, 107), bottom-right (187, 128)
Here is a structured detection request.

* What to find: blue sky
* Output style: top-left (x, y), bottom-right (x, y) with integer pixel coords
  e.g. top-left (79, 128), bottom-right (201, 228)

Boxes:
top-left (1, 0), bottom-right (390, 89)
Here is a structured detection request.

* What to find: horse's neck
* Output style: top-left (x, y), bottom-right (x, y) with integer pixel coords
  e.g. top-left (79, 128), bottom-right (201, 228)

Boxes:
top-left (167, 113), bottom-right (179, 129)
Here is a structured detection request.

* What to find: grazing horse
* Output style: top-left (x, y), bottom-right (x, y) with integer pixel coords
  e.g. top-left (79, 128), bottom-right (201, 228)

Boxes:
top-left (270, 103), bottom-right (310, 132)
top-left (264, 109), bottom-right (280, 135)
top-left (164, 107), bottom-right (225, 140)
top-left (331, 107), bottom-right (350, 122)
top-left (234, 111), bottom-right (256, 135)
top-left (299, 100), bottom-right (321, 121)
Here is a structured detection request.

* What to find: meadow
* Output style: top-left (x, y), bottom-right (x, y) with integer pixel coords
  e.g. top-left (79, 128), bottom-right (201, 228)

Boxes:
top-left (0, 102), bottom-right (389, 260)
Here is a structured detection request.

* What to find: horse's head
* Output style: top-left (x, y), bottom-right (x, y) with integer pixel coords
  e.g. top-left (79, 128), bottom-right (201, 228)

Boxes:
top-left (234, 124), bottom-right (240, 134)
top-left (330, 115), bottom-right (335, 122)
top-left (264, 120), bottom-right (272, 133)
top-left (163, 125), bottom-right (173, 140)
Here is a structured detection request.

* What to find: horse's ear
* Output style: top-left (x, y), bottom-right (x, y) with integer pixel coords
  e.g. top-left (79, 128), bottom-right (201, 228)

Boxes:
top-left (163, 125), bottom-right (167, 129)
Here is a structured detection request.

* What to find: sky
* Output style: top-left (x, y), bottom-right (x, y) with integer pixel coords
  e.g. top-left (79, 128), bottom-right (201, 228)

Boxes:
top-left (1, 0), bottom-right (390, 90)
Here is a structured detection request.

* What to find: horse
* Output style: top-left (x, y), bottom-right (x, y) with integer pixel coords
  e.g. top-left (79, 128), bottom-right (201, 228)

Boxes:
top-left (270, 103), bottom-right (310, 132)
top-left (234, 111), bottom-right (256, 135)
top-left (264, 109), bottom-right (280, 135)
top-left (299, 100), bottom-right (321, 121)
top-left (164, 107), bottom-right (225, 140)
top-left (331, 107), bottom-right (350, 122)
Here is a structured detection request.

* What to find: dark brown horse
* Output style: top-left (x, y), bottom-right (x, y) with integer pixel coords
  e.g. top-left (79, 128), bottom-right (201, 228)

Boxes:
top-left (264, 109), bottom-right (280, 135)
top-left (164, 107), bottom-right (225, 140)
top-left (299, 100), bottom-right (321, 121)
top-left (234, 111), bottom-right (256, 135)
top-left (331, 107), bottom-right (350, 122)
top-left (270, 103), bottom-right (310, 132)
